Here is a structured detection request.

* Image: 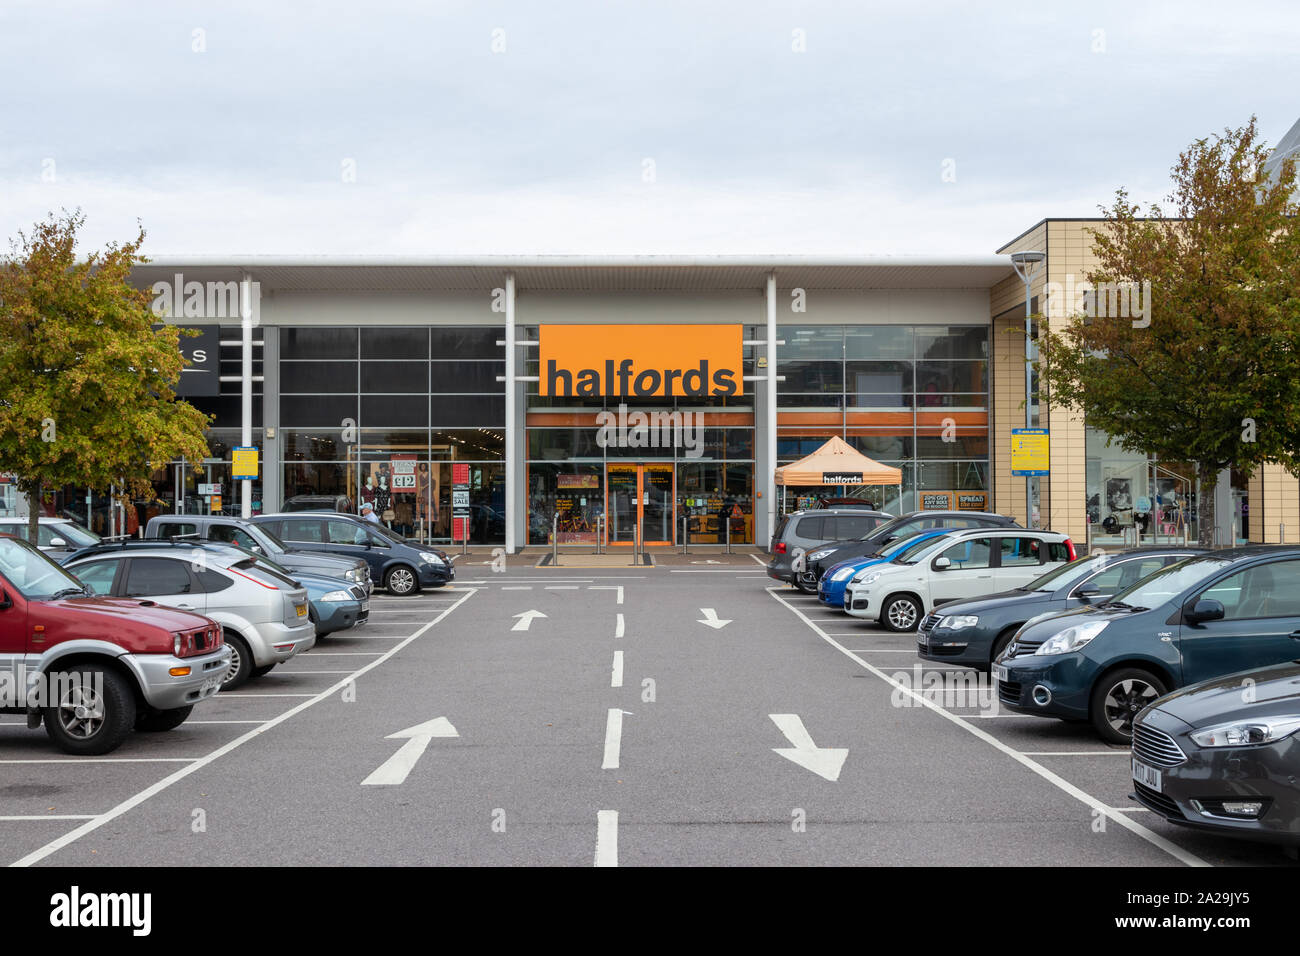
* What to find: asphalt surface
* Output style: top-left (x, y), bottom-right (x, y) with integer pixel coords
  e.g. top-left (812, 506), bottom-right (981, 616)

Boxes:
top-left (0, 552), bottom-right (1292, 867)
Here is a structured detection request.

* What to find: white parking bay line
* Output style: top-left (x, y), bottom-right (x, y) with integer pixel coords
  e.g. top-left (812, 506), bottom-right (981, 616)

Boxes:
top-left (1021, 751), bottom-right (1130, 757)
top-left (602, 709), bottom-right (623, 769)
top-left (595, 810), bottom-right (619, 867)
top-left (187, 720), bottom-right (265, 725)
top-left (275, 670), bottom-right (357, 675)
top-left (767, 587), bottom-right (1208, 868)
top-left (216, 693), bottom-right (318, 699)
top-left (10, 588), bottom-right (480, 869)
top-left (299, 652), bottom-right (384, 656)
top-left (749, 554), bottom-right (766, 566)
top-left (0, 815), bottom-right (98, 821)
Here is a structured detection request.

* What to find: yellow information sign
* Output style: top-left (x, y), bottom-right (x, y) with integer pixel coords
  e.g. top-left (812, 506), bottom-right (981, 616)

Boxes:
top-left (1011, 429), bottom-right (1049, 476)
top-left (232, 446), bottom-right (259, 481)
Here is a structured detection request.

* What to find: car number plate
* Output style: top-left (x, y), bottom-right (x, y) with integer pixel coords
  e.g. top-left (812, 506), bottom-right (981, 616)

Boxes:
top-left (1132, 758), bottom-right (1162, 792)
top-left (992, 664), bottom-right (1008, 682)
top-left (199, 676), bottom-right (221, 695)
top-left (360, 600), bottom-right (369, 612)
top-left (296, 604), bottom-right (307, 617)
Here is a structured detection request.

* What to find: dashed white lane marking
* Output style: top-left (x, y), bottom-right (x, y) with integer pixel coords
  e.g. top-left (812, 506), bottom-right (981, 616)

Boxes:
top-left (9, 588), bottom-right (479, 869)
top-left (611, 651), bottom-right (624, 688)
top-left (767, 587), bottom-right (1208, 868)
top-left (615, 613), bottom-right (624, 639)
top-left (545, 586), bottom-right (580, 590)
top-left (602, 708), bottom-right (624, 769)
top-left (595, 810), bottom-right (619, 867)
top-left (501, 586), bottom-right (532, 590)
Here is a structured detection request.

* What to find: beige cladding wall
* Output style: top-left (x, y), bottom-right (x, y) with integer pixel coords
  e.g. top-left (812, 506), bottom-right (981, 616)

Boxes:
top-left (1248, 464), bottom-right (1300, 544)
top-left (990, 222), bottom-right (1045, 529)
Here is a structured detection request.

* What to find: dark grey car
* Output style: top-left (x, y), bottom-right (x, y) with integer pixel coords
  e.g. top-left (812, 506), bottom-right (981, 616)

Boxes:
top-left (144, 515), bottom-right (372, 595)
top-left (1131, 660), bottom-right (1300, 848)
top-left (766, 509), bottom-right (893, 587)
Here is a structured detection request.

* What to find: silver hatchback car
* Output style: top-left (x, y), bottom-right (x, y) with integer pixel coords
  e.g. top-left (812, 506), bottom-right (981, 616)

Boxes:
top-left (63, 542), bottom-right (315, 689)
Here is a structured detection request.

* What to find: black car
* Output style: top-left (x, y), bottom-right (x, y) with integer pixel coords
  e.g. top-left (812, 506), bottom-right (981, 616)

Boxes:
top-left (766, 509), bottom-right (893, 588)
top-left (798, 510), bottom-right (1020, 592)
top-left (251, 512), bottom-right (452, 595)
top-left (918, 546), bottom-right (1203, 671)
top-left (1131, 660), bottom-right (1300, 848)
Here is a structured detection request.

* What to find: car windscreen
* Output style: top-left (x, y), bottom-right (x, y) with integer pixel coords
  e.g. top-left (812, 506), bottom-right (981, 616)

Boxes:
top-left (50, 522), bottom-right (100, 547)
top-left (860, 514), bottom-right (913, 542)
top-left (0, 536), bottom-right (89, 600)
top-left (894, 535), bottom-right (952, 565)
top-left (877, 529), bottom-right (932, 555)
top-left (249, 524), bottom-right (288, 552)
top-left (1030, 554), bottom-right (1110, 592)
top-left (1107, 556), bottom-right (1236, 609)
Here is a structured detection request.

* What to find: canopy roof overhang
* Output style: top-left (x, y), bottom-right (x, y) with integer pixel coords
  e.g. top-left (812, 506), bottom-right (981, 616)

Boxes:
top-left (774, 436), bottom-right (903, 487)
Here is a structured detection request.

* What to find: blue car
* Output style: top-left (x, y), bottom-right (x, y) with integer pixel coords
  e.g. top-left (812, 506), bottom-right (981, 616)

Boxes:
top-left (818, 529), bottom-right (953, 608)
top-left (294, 571), bottom-right (370, 636)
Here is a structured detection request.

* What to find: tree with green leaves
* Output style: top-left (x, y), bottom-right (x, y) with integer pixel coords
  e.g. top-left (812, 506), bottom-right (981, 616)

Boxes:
top-left (1038, 118), bottom-right (1300, 546)
top-left (0, 211), bottom-right (211, 544)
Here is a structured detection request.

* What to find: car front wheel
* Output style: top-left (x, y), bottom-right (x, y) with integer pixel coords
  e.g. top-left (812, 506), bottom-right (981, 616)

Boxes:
top-left (881, 595), bottom-right (923, 632)
top-left (1090, 667), bottom-right (1167, 744)
top-left (43, 665), bottom-right (135, 755)
top-left (385, 565), bottom-right (418, 595)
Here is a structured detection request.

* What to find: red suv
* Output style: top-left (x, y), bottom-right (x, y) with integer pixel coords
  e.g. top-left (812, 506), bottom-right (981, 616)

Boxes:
top-left (0, 535), bottom-right (231, 754)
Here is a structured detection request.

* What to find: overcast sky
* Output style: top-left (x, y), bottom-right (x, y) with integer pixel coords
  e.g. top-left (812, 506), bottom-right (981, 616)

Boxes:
top-left (1, 0), bottom-right (1296, 258)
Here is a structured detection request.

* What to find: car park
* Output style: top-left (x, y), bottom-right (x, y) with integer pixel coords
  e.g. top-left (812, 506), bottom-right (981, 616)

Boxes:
top-left (817, 529), bottom-right (952, 609)
top-left (843, 528), bottom-right (1074, 631)
top-left (251, 512), bottom-right (453, 595)
top-left (0, 516), bottom-right (102, 555)
top-left (0, 535), bottom-right (230, 754)
top-left (994, 546), bottom-right (1300, 744)
top-left (797, 510), bottom-right (1021, 592)
top-left (918, 546), bottom-right (1203, 671)
top-left (1129, 659), bottom-right (1300, 847)
top-left (63, 540), bottom-right (315, 689)
top-left (144, 513), bottom-right (373, 595)
top-left (766, 508), bottom-right (893, 589)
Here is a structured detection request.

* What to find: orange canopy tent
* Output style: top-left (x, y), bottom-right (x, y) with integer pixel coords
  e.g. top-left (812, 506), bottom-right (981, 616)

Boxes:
top-left (774, 436), bottom-right (902, 487)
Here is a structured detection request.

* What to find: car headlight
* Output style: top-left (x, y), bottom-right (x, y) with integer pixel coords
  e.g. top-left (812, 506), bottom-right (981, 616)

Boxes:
top-left (853, 570), bottom-right (883, 586)
top-left (173, 633), bottom-right (184, 656)
top-left (831, 566), bottom-right (857, 582)
top-left (344, 568), bottom-right (362, 582)
top-left (420, 552), bottom-right (445, 565)
top-left (807, 549), bottom-right (835, 562)
top-left (321, 589), bottom-right (354, 603)
top-left (939, 615), bottom-right (978, 630)
top-left (1034, 620), bottom-right (1108, 656)
top-left (1190, 716), bottom-right (1300, 748)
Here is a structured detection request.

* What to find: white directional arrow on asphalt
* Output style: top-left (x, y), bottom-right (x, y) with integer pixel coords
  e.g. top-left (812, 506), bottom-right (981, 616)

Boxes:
top-left (362, 717), bottom-right (459, 786)
top-left (697, 607), bottom-right (732, 629)
top-left (511, 609), bottom-right (548, 631)
top-left (769, 713), bottom-right (848, 782)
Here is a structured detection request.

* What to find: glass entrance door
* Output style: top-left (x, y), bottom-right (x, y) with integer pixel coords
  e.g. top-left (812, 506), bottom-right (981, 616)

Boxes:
top-left (605, 464), bottom-right (675, 546)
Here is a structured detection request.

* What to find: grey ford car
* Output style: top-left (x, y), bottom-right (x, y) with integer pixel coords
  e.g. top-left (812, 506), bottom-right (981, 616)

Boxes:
top-left (144, 514), bottom-right (372, 595)
top-left (1131, 660), bottom-right (1300, 849)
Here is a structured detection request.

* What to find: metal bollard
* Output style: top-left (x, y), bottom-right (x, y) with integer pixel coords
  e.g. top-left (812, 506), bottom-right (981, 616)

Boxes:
top-left (552, 512), bottom-right (559, 567)
top-left (726, 516), bottom-right (732, 555)
top-left (682, 514), bottom-right (689, 555)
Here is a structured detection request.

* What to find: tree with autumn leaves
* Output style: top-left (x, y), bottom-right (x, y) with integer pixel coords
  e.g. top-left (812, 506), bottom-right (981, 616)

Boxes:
top-left (1038, 118), bottom-right (1300, 546)
top-left (0, 211), bottom-right (211, 544)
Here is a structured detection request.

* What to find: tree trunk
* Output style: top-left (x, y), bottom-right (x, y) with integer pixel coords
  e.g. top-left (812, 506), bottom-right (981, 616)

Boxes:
top-left (1196, 463), bottom-right (1218, 548)
top-left (22, 478), bottom-right (41, 546)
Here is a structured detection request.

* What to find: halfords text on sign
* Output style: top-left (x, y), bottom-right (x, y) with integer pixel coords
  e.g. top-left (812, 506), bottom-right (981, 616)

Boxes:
top-left (540, 324), bottom-right (743, 398)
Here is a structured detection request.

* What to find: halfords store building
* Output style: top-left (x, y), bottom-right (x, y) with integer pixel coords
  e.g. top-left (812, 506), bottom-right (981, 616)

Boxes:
top-left (108, 226), bottom-right (1290, 552)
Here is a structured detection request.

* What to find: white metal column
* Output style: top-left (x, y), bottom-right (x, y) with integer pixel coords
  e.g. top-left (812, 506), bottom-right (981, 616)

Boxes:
top-left (505, 273), bottom-right (517, 553)
top-left (240, 271), bottom-right (254, 518)
top-left (765, 273), bottom-right (777, 543)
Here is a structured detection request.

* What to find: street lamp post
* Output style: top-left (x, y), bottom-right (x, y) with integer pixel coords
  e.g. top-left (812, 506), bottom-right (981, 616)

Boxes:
top-left (1010, 251), bottom-right (1046, 529)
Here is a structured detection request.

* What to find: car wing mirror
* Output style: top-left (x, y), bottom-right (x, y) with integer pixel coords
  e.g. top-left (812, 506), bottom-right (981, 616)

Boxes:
top-left (1076, 585), bottom-right (1101, 601)
top-left (49, 537), bottom-right (67, 548)
top-left (1185, 598), bottom-right (1225, 624)
top-left (933, 556), bottom-right (951, 570)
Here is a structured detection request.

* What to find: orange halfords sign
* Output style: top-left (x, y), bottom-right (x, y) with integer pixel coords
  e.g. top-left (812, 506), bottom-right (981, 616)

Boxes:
top-left (539, 324), bottom-right (743, 398)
